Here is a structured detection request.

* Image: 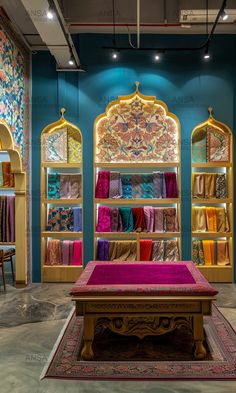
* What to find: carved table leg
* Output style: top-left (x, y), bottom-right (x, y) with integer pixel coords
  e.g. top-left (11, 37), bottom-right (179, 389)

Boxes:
top-left (81, 316), bottom-right (95, 360)
top-left (193, 314), bottom-right (206, 360)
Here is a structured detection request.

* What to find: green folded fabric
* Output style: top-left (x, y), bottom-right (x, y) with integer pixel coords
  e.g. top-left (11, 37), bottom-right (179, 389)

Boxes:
top-left (119, 207), bottom-right (134, 232)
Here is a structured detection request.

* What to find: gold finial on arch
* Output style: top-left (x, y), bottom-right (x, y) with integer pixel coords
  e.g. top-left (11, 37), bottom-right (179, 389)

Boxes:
top-left (208, 106), bottom-right (214, 118)
top-left (60, 107), bottom-right (66, 117)
top-left (135, 81), bottom-right (140, 92)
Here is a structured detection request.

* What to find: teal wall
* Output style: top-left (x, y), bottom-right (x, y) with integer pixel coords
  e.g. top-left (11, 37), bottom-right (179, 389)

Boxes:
top-left (32, 34), bottom-right (236, 282)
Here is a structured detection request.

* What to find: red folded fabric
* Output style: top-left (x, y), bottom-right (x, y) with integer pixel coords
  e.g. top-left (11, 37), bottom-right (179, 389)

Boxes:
top-left (71, 240), bottom-right (82, 265)
top-left (95, 171), bottom-right (110, 198)
top-left (140, 239), bottom-right (152, 261)
top-left (164, 172), bottom-right (178, 198)
top-left (132, 207), bottom-right (145, 231)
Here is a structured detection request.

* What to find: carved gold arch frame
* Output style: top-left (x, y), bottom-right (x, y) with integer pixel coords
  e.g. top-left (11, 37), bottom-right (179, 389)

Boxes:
top-left (0, 120), bottom-right (27, 286)
top-left (191, 107), bottom-right (233, 283)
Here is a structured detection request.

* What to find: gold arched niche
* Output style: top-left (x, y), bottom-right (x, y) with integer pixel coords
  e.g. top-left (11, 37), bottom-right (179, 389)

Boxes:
top-left (191, 107), bottom-right (233, 283)
top-left (41, 109), bottom-right (83, 283)
top-left (0, 120), bottom-right (27, 287)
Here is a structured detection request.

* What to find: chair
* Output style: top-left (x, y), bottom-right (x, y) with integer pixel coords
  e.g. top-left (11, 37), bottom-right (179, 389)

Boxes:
top-left (0, 249), bottom-right (15, 291)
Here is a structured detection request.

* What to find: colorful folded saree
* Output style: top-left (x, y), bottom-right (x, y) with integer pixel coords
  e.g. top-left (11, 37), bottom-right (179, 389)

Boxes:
top-left (151, 240), bottom-right (165, 261)
top-left (206, 207), bottom-right (217, 232)
top-left (2, 162), bottom-right (14, 187)
top-left (121, 174), bottom-right (133, 199)
top-left (215, 207), bottom-right (229, 232)
top-left (42, 129), bottom-right (67, 162)
top-left (164, 207), bottom-right (178, 232)
top-left (216, 240), bottom-right (230, 266)
top-left (153, 172), bottom-right (166, 198)
top-left (95, 171), bottom-right (110, 198)
top-left (119, 207), bottom-right (134, 232)
top-left (62, 240), bottom-right (71, 265)
top-left (46, 207), bottom-right (61, 231)
top-left (60, 208), bottom-right (73, 231)
top-left (192, 240), bottom-right (205, 265)
top-left (140, 239), bottom-right (152, 261)
top-left (68, 129), bottom-right (82, 163)
top-left (204, 173), bottom-right (216, 199)
top-left (132, 207), bottom-right (145, 232)
top-left (110, 208), bottom-right (123, 232)
top-left (192, 173), bottom-right (205, 199)
top-left (73, 207), bottom-right (82, 231)
top-left (109, 172), bottom-right (122, 199)
top-left (207, 128), bottom-right (230, 162)
top-left (46, 239), bottom-right (62, 265)
top-left (164, 172), bottom-right (178, 198)
top-left (96, 206), bottom-right (111, 232)
top-left (154, 208), bottom-right (164, 232)
top-left (132, 174), bottom-right (154, 198)
top-left (48, 173), bottom-right (60, 199)
top-left (96, 239), bottom-right (109, 261)
top-left (216, 173), bottom-right (227, 198)
top-left (202, 240), bottom-right (215, 265)
top-left (192, 206), bottom-right (206, 232)
top-left (108, 240), bottom-right (137, 261)
top-left (164, 240), bottom-right (180, 262)
top-left (69, 174), bottom-right (82, 198)
top-left (144, 206), bottom-right (155, 232)
top-left (71, 240), bottom-right (82, 265)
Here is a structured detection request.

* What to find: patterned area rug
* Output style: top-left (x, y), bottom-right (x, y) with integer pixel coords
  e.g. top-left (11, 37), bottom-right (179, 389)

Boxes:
top-left (41, 305), bottom-right (236, 380)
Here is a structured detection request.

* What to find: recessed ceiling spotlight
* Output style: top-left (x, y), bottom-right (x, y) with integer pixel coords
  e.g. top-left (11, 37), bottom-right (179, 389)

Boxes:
top-left (111, 50), bottom-right (119, 60)
top-left (68, 56), bottom-right (74, 65)
top-left (154, 53), bottom-right (160, 61)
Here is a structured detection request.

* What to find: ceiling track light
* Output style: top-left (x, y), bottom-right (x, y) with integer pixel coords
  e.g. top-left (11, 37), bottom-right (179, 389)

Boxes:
top-left (47, 1), bottom-right (54, 20)
top-left (68, 55), bottom-right (74, 65)
top-left (203, 45), bottom-right (211, 60)
top-left (221, 10), bottom-right (229, 21)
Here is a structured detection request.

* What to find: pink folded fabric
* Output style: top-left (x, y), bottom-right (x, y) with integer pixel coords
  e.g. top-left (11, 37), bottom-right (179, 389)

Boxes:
top-left (71, 240), bottom-right (82, 265)
top-left (154, 207), bottom-right (164, 232)
top-left (62, 240), bottom-right (70, 265)
top-left (6, 195), bottom-right (15, 242)
top-left (69, 241), bottom-right (74, 265)
top-left (144, 206), bottom-right (155, 232)
top-left (95, 171), bottom-right (110, 198)
top-left (96, 206), bottom-right (111, 232)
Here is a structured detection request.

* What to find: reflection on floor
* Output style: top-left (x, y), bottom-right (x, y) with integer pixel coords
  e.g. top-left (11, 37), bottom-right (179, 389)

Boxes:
top-left (0, 283), bottom-right (236, 393)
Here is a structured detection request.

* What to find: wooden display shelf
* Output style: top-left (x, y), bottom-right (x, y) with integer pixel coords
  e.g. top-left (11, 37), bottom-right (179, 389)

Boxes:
top-left (0, 242), bottom-right (15, 245)
top-left (0, 187), bottom-right (14, 190)
top-left (42, 231), bottom-right (83, 238)
top-left (197, 265), bottom-right (233, 282)
top-left (94, 162), bottom-right (179, 168)
top-left (192, 232), bottom-right (232, 238)
top-left (42, 163), bottom-right (82, 168)
top-left (95, 198), bottom-right (180, 205)
top-left (42, 198), bottom-right (82, 204)
top-left (192, 198), bottom-right (232, 204)
top-left (94, 232), bottom-right (180, 238)
top-left (192, 162), bottom-right (232, 168)
top-left (42, 265), bottom-right (83, 283)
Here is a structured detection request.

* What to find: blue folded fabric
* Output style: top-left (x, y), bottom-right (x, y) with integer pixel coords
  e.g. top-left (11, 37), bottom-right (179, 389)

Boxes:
top-left (73, 207), bottom-right (82, 231)
top-left (121, 174), bottom-right (132, 199)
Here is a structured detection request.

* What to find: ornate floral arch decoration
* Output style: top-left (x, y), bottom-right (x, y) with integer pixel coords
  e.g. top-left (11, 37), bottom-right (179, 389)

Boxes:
top-left (94, 82), bottom-right (180, 163)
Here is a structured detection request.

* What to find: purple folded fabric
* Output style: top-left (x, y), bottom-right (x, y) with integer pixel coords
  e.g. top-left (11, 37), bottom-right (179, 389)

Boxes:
top-left (73, 207), bottom-right (82, 231)
top-left (109, 172), bottom-right (122, 198)
top-left (96, 239), bottom-right (109, 261)
top-left (95, 171), bottom-right (110, 198)
top-left (62, 240), bottom-right (70, 265)
top-left (69, 241), bottom-right (74, 265)
top-left (96, 206), bottom-right (111, 232)
top-left (6, 195), bottom-right (15, 242)
top-left (144, 206), bottom-right (155, 232)
top-left (153, 172), bottom-right (166, 198)
top-left (154, 207), bottom-right (164, 232)
top-left (110, 207), bottom-right (123, 232)
top-left (60, 174), bottom-right (70, 198)
top-left (164, 172), bottom-right (178, 198)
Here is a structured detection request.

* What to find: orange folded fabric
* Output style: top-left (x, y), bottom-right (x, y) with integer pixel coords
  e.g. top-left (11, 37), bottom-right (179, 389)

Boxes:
top-left (192, 173), bottom-right (205, 198)
top-left (2, 162), bottom-right (14, 187)
top-left (216, 240), bottom-right (229, 266)
top-left (192, 206), bottom-right (206, 232)
top-left (202, 240), bottom-right (215, 265)
top-left (204, 174), bottom-right (216, 199)
top-left (215, 207), bottom-right (229, 232)
top-left (206, 207), bottom-right (217, 232)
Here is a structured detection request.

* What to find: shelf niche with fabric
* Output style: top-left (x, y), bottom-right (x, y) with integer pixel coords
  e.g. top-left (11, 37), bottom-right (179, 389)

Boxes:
top-left (0, 120), bottom-right (27, 287)
top-left (41, 108), bottom-right (83, 282)
top-left (93, 82), bottom-right (181, 262)
top-left (191, 107), bottom-right (233, 282)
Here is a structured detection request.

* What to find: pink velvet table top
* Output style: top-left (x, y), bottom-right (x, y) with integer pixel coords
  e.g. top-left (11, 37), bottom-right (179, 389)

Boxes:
top-left (70, 261), bottom-right (218, 297)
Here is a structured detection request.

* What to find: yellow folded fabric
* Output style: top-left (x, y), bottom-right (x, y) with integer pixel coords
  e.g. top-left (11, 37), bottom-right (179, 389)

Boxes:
top-left (205, 173), bottom-right (216, 198)
top-left (215, 207), bottom-right (229, 232)
top-left (217, 240), bottom-right (230, 266)
top-left (206, 207), bottom-right (217, 232)
top-left (192, 206), bottom-right (206, 232)
top-left (202, 240), bottom-right (215, 265)
top-left (192, 173), bottom-right (205, 198)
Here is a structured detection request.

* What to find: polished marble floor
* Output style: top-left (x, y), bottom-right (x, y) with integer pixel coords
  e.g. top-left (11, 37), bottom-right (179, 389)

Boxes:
top-left (0, 282), bottom-right (236, 393)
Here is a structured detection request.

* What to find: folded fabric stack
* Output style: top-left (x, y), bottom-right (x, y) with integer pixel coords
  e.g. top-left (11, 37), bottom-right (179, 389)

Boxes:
top-left (0, 162), bottom-right (14, 187)
top-left (96, 239), bottom-right (179, 262)
top-left (192, 206), bottom-right (229, 232)
top-left (96, 206), bottom-right (178, 233)
top-left (46, 239), bottom-right (83, 265)
top-left (47, 207), bottom-right (82, 231)
top-left (0, 195), bottom-right (15, 242)
top-left (192, 173), bottom-right (227, 199)
top-left (95, 170), bottom-right (178, 199)
top-left (192, 239), bottom-right (229, 266)
top-left (48, 173), bottom-right (82, 199)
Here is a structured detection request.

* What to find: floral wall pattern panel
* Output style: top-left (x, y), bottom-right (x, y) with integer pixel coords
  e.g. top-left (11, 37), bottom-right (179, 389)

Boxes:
top-left (95, 93), bottom-right (179, 163)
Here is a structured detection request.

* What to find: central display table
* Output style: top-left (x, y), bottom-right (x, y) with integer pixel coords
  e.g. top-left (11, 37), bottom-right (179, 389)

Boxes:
top-left (70, 261), bottom-right (218, 360)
